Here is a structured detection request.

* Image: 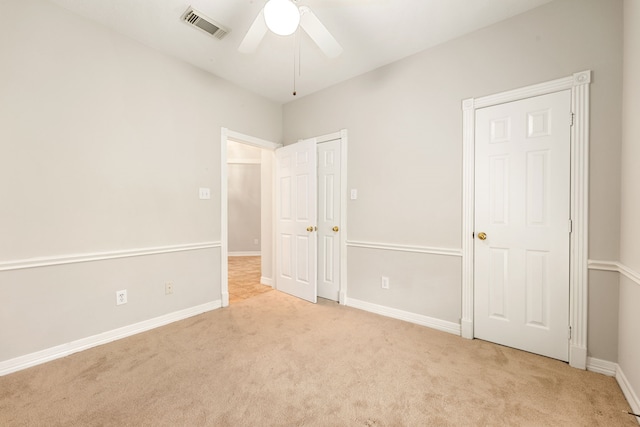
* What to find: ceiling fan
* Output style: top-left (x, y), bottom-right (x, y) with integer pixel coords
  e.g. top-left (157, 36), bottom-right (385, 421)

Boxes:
top-left (238, 0), bottom-right (343, 58)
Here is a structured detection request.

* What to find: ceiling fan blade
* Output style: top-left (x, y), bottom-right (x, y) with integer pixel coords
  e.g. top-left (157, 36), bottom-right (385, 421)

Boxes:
top-left (238, 9), bottom-right (268, 53)
top-left (299, 6), bottom-right (343, 58)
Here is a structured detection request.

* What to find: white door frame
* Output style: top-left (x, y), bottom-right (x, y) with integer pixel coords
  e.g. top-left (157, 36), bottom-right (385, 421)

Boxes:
top-left (220, 128), bottom-right (282, 307)
top-left (461, 70), bottom-right (591, 369)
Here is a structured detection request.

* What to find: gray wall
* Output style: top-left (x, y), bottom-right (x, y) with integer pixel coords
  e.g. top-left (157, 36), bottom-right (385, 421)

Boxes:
top-left (227, 141), bottom-right (262, 254)
top-left (283, 0), bottom-right (623, 360)
top-left (0, 0), bottom-right (281, 362)
top-left (619, 0), bottom-right (640, 411)
top-left (2, 0), bottom-right (635, 407)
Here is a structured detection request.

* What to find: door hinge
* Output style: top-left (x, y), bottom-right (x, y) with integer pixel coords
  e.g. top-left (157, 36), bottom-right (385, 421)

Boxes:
top-left (570, 113), bottom-right (575, 126)
top-left (569, 326), bottom-right (572, 340)
top-left (568, 219), bottom-right (573, 233)
top-left (472, 232), bottom-right (475, 239)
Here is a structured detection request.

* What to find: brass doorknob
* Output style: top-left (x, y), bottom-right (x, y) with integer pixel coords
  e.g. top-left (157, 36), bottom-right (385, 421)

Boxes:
top-left (332, 226), bottom-right (339, 232)
top-left (307, 226), bottom-right (314, 232)
top-left (478, 232), bottom-right (487, 240)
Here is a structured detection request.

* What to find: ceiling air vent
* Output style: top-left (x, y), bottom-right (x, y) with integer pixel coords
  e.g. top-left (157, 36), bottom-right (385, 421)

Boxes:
top-left (182, 7), bottom-right (229, 40)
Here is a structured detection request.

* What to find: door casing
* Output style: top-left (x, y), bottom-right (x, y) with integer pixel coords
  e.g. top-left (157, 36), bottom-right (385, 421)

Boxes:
top-left (461, 71), bottom-right (591, 369)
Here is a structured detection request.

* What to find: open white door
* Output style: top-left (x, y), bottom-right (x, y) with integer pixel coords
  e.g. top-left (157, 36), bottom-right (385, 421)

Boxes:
top-left (275, 139), bottom-right (318, 303)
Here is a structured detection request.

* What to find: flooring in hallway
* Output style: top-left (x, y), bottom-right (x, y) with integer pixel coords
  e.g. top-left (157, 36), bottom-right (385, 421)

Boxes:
top-left (228, 256), bottom-right (272, 304)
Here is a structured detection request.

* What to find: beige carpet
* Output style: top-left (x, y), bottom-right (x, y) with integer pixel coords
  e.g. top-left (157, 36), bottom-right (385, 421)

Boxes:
top-left (0, 291), bottom-right (636, 426)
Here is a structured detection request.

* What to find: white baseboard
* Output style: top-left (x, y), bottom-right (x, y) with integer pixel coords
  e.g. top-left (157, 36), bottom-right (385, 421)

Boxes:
top-left (586, 357), bottom-right (617, 377)
top-left (617, 365), bottom-right (640, 424)
top-left (345, 297), bottom-right (461, 335)
top-left (585, 358), bottom-right (639, 423)
top-left (260, 276), bottom-right (273, 286)
top-left (0, 300), bottom-right (221, 377)
top-left (228, 251), bottom-right (261, 257)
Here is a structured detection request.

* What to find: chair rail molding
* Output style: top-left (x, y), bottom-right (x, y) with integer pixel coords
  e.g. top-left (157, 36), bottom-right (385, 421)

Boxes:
top-left (0, 242), bottom-right (221, 272)
top-left (589, 259), bottom-right (640, 286)
top-left (346, 240), bottom-right (462, 257)
top-left (461, 70), bottom-right (591, 370)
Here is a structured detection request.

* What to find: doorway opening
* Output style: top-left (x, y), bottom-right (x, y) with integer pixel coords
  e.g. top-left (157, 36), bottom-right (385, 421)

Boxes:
top-left (227, 140), bottom-right (272, 303)
top-left (221, 129), bottom-right (281, 307)
top-left (220, 128), bottom-right (348, 306)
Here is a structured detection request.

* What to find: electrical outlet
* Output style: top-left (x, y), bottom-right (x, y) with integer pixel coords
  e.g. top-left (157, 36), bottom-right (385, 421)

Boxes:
top-left (253, 238), bottom-right (259, 245)
top-left (381, 276), bottom-right (390, 289)
top-left (165, 282), bottom-right (174, 295)
top-left (116, 289), bottom-right (127, 305)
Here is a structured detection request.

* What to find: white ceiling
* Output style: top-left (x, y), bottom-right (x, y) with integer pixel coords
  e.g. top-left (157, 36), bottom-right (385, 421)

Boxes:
top-left (49, 0), bottom-right (553, 104)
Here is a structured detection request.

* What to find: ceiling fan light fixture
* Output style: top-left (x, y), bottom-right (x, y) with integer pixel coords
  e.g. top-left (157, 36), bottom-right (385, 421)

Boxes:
top-left (264, 0), bottom-right (300, 36)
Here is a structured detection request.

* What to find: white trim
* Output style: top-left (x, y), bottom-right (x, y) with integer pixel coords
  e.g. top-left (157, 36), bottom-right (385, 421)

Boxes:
top-left (299, 131), bottom-right (342, 144)
top-left (260, 276), bottom-right (273, 287)
top-left (588, 259), bottom-right (640, 286)
top-left (345, 297), bottom-right (461, 335)
top-left (0, 300), bottom-right (221, 376)
top-left (228, 251), bottom-right (261, 257)
top-left (619, 263), bottom-right (640, 286)
top-left (226, 130), bottom-right (282, 151)
top-left (569, 70), bottom-right (591, 370)
top-left (347, 240), bottom-right (462, 257)
top-left (227, 158), bottom-right (261, 165)
top-left (339, 129), bottom-right (348, 305)
top-left (221, 128), bottom-right (230, 307)
top-left (461, 97), bottom-right (475, 340)
top-left (461, 70), bottom-right (591, 370)
top-left (588, 259), bottom-right (620, 272)
top-left (617, 365), bottom-right (640, 424)
top-left (0, 242), bottom-right (220, 272)
top-left (586, 357), bottom-right (617, 377)
top-left (473, 74), bottom-right (576, 109)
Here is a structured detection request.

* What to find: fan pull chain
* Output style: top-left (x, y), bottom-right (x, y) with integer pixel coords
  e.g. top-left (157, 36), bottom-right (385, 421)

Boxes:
top-left (293, 27), bottom-right (300, 96)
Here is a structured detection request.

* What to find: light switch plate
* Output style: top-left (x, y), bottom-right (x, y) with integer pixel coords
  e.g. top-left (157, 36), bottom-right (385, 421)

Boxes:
top-left (199, 187), bottom-right (211, 199)
top-left (350, 189), bottom-right (358, 200)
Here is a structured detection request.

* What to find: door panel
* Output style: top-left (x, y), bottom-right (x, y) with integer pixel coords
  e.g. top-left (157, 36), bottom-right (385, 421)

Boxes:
top-left (317, 140), bottom-right (341, 301)
top-left (474, 90), bottom-right (571, 361)
top-left (275, 139), bottom-right (317, 303)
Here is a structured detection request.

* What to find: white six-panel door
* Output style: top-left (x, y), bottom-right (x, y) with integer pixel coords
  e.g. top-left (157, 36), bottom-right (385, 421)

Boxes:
top-left (317, 140), bottom-right (341, 301)
top-left (474, 90), bottom-right (571, 361)
top-left (275, 139), bottom-right (318, 303)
